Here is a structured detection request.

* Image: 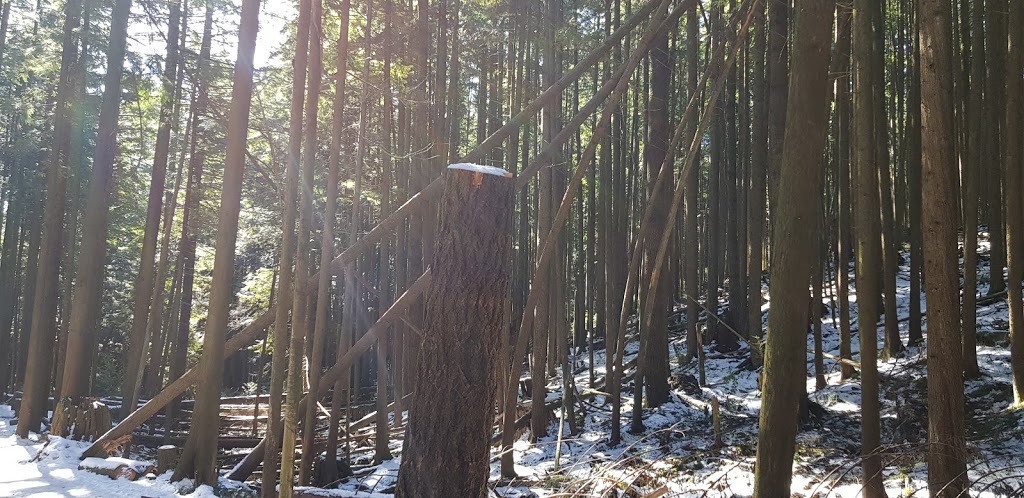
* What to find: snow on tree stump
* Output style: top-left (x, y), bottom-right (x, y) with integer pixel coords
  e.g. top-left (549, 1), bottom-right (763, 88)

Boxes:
top-left (156, 445), bottom-right (181, 474)
top-left (51, 397), bottom-right (112, 441)
top-left (394, 164), bottom-right (514, 498)
top-left (79, 456), bottom-right (155, 481)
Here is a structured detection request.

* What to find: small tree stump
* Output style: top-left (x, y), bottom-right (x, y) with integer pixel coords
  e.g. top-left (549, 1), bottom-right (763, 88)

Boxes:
top-left (712, 397), bottom-right (723, 448)
top-left (52, 397), bottom-right (112, 441)
top-left (156, 445), bottom-right (181, 474)
top-left (394, 164), bottom-right (514, 498)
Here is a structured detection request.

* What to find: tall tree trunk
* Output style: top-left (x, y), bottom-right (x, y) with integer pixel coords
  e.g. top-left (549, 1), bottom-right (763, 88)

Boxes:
top-left (55, 4), bottom-right (91, 398)
top-left (835, 2), bottom-right (855, 379)
top-left (315, 0), bottom-right (352, 484)
top-left (531, 0), bottom-right (560, 441)
top-left (165, 1), bottom-right (212, 442)
top-left (17, 199), bottom-right (42, 387)
top-left (752, 0), bottom-right (833, 493)
top-left (284, 0), bottom-right (321, 486)
top-left (853, 0), bottom-right (887, 494)
top-left (16, 0), bottom-right (82, 436)
top-left (1005, 0), bottom-right (1024, 405)
top-left (706, 1), bottom-right (724, 350)
top-left (295, 0), bottom-right (325, 486)
top-left (60, 0), bottom-right (133, 399)
top-left (638, 20), bottom-right (673, 411)
top-left (766, 0), bottom-right (789, 235)
top-left (264, 0), bottom-right (311, 491)
top-left (0, 128), bottom-right (22, 394)
top-left (171, 0), bottom-right (259, 484)
top-left (121, 0), bottom-right (182, 419)
top-left (747, 0), bottom-right (766, 368)
top-left (962, 0), bottom-right (983, 377)
top-left (985, 0), bottom-right (1006, 295)
top-left (907, 8), bottom-right (923, 346)
top-left (374, 0), bottom-right (394, 464)
top-left (919, 0), bottom-right (969, 491)
top-left (0, 1), bottom-right (11, 68)
top-left (874, 0), bottom-right (902, 359)
top-left (144, 33), bottom-right (190, 397)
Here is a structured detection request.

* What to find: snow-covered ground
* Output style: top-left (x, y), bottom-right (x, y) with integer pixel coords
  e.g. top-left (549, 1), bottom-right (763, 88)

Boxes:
top-left (2, 231), bottom-right (1023, 497)
top-left (0, 424), bottom-right (218, 497)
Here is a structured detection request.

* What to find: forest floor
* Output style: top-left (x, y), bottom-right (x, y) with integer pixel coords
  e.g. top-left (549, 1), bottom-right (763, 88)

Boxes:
top-left (2, 231), bottom-right (1024, 497)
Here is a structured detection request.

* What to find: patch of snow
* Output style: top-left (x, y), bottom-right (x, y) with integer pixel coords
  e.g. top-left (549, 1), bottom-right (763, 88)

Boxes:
top-left (447, 163), bottom-right (512, 177)
top-left (0, 417), bottom-right (238, 497)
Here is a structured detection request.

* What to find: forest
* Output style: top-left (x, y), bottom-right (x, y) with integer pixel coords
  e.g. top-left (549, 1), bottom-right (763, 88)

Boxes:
top-left (0, 0), bottom-right (1022, 495)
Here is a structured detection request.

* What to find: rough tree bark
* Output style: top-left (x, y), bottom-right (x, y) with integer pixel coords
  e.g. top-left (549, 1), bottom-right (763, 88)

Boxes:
top-left (919, 0), bottom-right (969, 492)
top-left (394, 164), bottom-right (513, 498)
top-left (752, 0), bottom-right (834, 493)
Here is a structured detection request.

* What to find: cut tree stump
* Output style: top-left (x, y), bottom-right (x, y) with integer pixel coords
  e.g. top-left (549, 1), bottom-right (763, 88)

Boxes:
top-left (394, 164), bottom-right (514, 498)
top-left (51, 397), bottom-right (112, 441)
top-left (156, 445), bottom-right (181, 474)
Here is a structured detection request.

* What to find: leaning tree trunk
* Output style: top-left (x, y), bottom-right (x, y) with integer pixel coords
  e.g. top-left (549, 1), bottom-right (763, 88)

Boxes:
top-left (394, 164), bottom-right (513, 498)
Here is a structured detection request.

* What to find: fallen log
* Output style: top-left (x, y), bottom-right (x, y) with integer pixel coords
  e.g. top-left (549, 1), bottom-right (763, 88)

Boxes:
top-left (131, 434), bottom-right (265, 449)
top-left (81, 311), bottom-right (275, 458)
top-left (490, 357), bottom-right (638, 446)
top-left (79, 456), bottom-right (154, 481)
top-left (347, 393), bottom-right (412, 432)
top-left (226, 273), bottom-right (430, 481)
